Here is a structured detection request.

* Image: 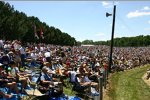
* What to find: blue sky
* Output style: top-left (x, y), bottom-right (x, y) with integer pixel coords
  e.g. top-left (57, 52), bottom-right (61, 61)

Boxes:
top-left (6, 1), bottom-right (150, 42)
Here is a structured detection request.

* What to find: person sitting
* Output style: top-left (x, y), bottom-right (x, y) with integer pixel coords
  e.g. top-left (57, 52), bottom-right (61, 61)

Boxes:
top-left (0, 68), bottom-right (21, 99)
top-left (43, 62), bottom-right (57, 82)
top-left (79, 64), bottom-right (86, 75)
top-left (40, 66), bottom-right (54, 89)
top-left (68, 67), bottom-right (77, 83)
top-left (89, 65), bottom-right (100, 83)
top-left (72, 73), bottom-right (90, 92)
top-left (83, 72), bottom-right (99, 92)
top-left (0, 90), bottom-right (12, 99)
top-left (1, 53), bottom-right (10, 67)
top-left (39, 66), bottom-right (63, 96)
top-left (45, 62), bottom-right (56, 75)
top-left (8, 61), bottom-right (29, 92)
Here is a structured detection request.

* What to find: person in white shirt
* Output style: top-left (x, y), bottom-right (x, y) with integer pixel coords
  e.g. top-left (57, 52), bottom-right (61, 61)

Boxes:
top-left (68, 68), bottom-right (77, 83)
top-left (44, 49), bottom-right (51, 63)
top-left (30, 50), bottom-right (38, 67)
top-left (40, 46), bottom-right (44, 52)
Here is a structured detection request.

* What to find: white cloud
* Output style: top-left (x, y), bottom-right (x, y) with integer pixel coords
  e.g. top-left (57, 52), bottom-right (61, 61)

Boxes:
top-left (127, 6), bottom-right (150, 18)
top-left (101, 1), bottom-right (119, 8)
top-left (101, 1), bottom-right (112, 8)
top-left (95, 33), bottom-right (105, 36)
top-left (142, 6), bottom-right (150, 11)
top-left (148, 20), bottom-right (150, 24)
top-left (102, 1), bottom-right (110, 6)
top-left (127, 10), bottom-right (150, 18)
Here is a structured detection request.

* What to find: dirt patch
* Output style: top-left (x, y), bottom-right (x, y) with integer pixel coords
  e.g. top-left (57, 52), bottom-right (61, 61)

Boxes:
top-left (142, 73), bottom-right (150, 86)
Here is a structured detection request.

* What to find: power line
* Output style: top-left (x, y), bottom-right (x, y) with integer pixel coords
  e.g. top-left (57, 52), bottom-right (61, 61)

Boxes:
top-left (116, 14), bottom-right (136, 34)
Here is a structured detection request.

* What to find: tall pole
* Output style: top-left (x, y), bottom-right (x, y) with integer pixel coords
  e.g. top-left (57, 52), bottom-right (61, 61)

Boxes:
top-left (108, 5), bottom-right (116, 73)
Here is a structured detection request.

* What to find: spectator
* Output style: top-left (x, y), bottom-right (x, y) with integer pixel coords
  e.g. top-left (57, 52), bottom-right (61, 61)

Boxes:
top-left (0, 91), bottom-right (12, 99)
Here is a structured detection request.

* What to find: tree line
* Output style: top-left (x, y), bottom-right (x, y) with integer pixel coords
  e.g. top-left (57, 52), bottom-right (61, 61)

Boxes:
top-left (0, 1), bottom-right (76, 46)
top-left (82, 35), bottom-right (150, 47)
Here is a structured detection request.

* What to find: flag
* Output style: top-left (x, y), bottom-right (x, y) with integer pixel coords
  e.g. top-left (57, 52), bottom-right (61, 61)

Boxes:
top-left (40, 27), bottom-right (44, 39)
top-left (34, 25), bottom-right (39, 39)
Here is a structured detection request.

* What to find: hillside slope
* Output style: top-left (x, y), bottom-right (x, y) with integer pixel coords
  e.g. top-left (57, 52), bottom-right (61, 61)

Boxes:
top-left (108, 65), bottom-right (150, 100)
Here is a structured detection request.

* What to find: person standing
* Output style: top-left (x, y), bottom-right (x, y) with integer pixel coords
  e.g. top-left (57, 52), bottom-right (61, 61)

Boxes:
top-left (19, 45), bottom-right (26, 67)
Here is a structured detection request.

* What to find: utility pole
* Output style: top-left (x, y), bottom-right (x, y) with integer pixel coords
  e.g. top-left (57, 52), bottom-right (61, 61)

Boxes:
top-left (107, 5), bottom-right (116, 73)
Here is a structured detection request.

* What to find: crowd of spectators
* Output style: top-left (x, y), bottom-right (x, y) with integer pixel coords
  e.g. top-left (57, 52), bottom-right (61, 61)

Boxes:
top-left (0, 39), bottom-right (150, 99)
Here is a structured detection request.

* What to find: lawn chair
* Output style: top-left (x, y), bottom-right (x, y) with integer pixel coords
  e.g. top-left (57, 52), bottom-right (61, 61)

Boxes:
top-left (71, 76), bottom-right (93, 100)
top-left (0, 88), bottom-right (9, 100)
top-left (24, 71), bottom-right (45, 99)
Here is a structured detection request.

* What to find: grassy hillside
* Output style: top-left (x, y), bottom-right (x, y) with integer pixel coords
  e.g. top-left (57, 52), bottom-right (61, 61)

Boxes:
top-left (108, 65), bottom-right (150, 100)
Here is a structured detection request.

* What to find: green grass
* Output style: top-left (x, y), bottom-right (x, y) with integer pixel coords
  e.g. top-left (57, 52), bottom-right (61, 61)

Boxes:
top-left (63, 79), bottom-right (77, 96)
top-left (63, 86), bottom-right (77, 96)
top-left (108, 65), bottom-right (150, 100)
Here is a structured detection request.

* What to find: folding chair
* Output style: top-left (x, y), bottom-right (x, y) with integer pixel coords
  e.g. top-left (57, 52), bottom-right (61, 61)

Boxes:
top-left (24, 71), bottom-right (45, 99)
